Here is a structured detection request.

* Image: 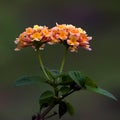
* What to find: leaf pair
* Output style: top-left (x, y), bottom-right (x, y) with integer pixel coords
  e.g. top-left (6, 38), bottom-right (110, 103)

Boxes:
top-left (14, 71), bottom-right (117, 101)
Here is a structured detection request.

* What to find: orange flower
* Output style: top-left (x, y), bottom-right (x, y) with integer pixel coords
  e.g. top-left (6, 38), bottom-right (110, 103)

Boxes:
top-left (31, 32), bottom-right (42, 41)
top-left (42, 27), bottom-right (50, 37)
top-left (67, 35), bottom-right (79, 46)
top-left (48, 28), bottom-right (60, 44)
top-left (56, 23), bottom-right (67, 30)
top-left (80, 33), bottom-right (88, 42)
top-left (14, 37), bottom-right (32, 51)
top-left (48, 32), bottom-right (60, 44)
top-left (57, 30), bottom-right (68, 40)
top-left (25, 27), bottom-right (34, 35)
top-left (18, 33), bottom-right (26, 41)
top-left (69, 28), bottom-right (80, 36)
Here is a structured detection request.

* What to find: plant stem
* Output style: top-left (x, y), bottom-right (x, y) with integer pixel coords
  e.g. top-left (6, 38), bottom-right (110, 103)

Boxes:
top-left (45, 111), bottom-right (57, 119)
top-left (37, 50), bottom-right (50, 80)
top-left (40, 102), bottom-right (56, 120)
top-left (59, 47), bottom-right (68, 74)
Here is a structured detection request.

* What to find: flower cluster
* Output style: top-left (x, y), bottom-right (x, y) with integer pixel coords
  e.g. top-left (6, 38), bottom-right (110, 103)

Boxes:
top-left (15, 23), bottom-right (92, 52)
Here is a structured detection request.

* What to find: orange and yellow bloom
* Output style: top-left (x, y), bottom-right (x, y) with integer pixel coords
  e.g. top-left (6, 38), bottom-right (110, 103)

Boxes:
top-left (15, 23), bottom-right (92, 52)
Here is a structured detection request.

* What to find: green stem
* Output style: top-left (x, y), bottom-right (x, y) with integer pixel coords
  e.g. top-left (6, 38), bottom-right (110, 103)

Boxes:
top-left (37, 50), bottom-right (50, 80)
top-left (59, 48), bottom-right (68, 73)
top-left (61, 90), bottom-right (75, 100)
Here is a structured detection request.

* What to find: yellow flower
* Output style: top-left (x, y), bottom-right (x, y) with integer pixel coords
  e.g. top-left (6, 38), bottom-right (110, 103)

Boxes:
top-left (33, 25), bottom-right (43, 30)
top-left (42, 27), bottom-right (50, 37)
top-left (68, 28), bottom-right (80, 37)
top-left (67, 35), bottom-right (79, 46)
top-left (31, 32), bottom-right (42, 41)
top-left (57, 30), bottom-right (68, 40)
top-left (78, 28), bottom-right (86, 34)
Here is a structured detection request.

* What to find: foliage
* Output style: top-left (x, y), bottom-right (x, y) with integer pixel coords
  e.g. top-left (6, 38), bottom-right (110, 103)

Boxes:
top-left (15, 69), bottom-right (117, 119)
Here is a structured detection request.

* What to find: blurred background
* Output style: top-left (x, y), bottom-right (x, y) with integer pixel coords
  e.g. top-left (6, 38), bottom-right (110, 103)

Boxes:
top-left (0, 0), bottom-right (120, 120)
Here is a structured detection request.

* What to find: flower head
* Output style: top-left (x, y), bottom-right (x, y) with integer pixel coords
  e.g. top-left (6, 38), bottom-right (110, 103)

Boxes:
top-left (15, 23), bottom-right (92, 52)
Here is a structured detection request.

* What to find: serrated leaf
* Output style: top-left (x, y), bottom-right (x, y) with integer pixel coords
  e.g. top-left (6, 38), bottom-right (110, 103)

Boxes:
top-left (39, 90), bottom-right (55, 108)
top-left (68, 71), bottom-right (85, 87)
top-left (59, 101), bottom-right (67, 118)
top-left (65, 101), bottom-right (74, 115)
top-left (14, 75), bottom-right (47, 86)
top-left (86, 86), bottom-right (117, 101)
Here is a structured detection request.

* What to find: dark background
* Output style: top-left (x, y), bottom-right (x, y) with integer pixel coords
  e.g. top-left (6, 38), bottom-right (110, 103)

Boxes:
top-left (0, 0), bottom-right (120, 120)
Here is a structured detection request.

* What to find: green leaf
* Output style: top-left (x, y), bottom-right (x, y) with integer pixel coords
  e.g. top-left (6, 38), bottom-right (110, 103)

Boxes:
top-left (59, 101), bottom-right (67, 118)
top-left (59, 86), bottom-right (71, 95)
top-left (86, 86), bottom-right (117, 101)
top-left (85, 77), bottom-right (97, 88)
top-left (68, 71), bottom-right (98, 89)
top-left (60, 74), bottom-right (73, 85)
top-left (68, 71), bottom-right (85, 87)
top-left (39, 90), bottom-right (55, 108)
top-left (65, 101), bottom-right (74, 115)
top-left (14, 75), bottom-right (47, 86)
